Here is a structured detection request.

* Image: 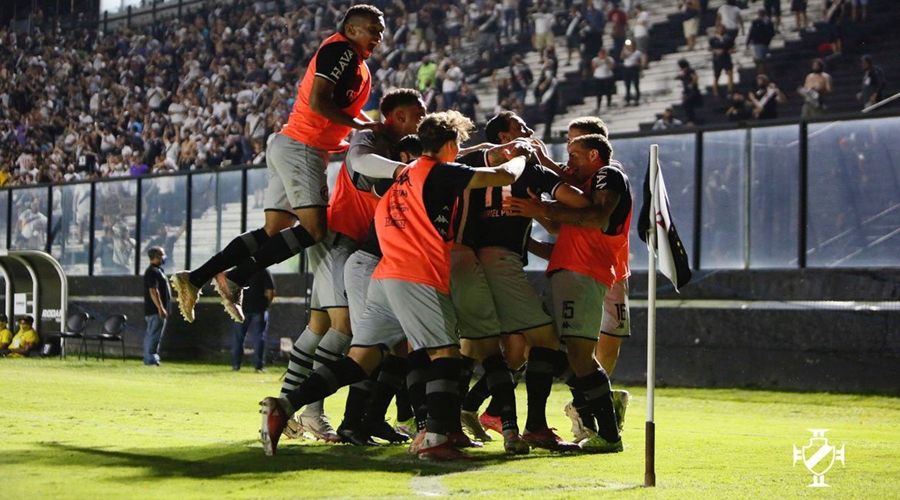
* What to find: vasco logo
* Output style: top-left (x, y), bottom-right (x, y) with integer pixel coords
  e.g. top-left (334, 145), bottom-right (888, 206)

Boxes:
top-left (793, 429), bottom-right (845, 487)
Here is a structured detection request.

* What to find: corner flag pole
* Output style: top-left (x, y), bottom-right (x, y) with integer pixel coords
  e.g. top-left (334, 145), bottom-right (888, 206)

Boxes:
top-left (645, 144), bottom-right (659, 488)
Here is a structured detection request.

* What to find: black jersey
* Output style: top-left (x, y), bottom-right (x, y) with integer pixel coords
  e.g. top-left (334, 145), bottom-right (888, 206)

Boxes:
top-left (472, 162), bottom-right (564, 261)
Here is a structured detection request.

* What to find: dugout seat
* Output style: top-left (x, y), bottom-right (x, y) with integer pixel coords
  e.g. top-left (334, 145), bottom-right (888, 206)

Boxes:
top-left (45, 312), bottom-right (91, 360)
top-left (85, 314), bottom-right (127, 361)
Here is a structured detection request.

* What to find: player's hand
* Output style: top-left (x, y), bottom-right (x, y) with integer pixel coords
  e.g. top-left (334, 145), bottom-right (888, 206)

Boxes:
top-left (505, 139), bottom-right (534, 159)
top-left (503, 188), bottom-right (546, 218)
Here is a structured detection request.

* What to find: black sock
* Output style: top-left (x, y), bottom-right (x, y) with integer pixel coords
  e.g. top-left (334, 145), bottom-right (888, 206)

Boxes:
top-left (482, 354), bottom-right (518, 433)
top-left (406, 348), bottom-right (431, 432)
top-left (462, 374), bottom-right (490, 413)
top-left (458, 355), bottom-right (476, 397)
top-left (343, 378), bottom-right (376, 428)
top-left (552, 348), bottom-right (572, 381)
top-left (568, 383), bottom-right (597, 433)
top-left (395, 382), bottom-right (415, 422)
top-left (285, 356), bottom-right (367, 415)
top-left (573, 370), bottom-right (619, 443)
top-left (425, 357), bottom-right (463, 436)
top-left (364, 355), bottom-right (406, 425)
top-left (524, 346), bottom-right (556, 432)
top-left (190, 228), bottom-right (269, 287)
top-left (227, 225), bottom-right (316, 286)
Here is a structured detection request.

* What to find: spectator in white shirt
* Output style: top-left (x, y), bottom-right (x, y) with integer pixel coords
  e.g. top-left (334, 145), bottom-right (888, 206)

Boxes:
top-left (532, 6), bottom-right (556, 52)
top-left (716, 0), bottom-right (745, 41)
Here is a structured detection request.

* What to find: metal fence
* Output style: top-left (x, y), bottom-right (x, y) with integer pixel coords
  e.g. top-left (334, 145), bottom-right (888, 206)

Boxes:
top-left (3, 112), bottom-right (898, 276)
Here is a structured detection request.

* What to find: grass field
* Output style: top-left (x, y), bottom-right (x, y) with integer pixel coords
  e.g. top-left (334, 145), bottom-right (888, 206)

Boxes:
top-left (1, 359), bottom-right (898, 499)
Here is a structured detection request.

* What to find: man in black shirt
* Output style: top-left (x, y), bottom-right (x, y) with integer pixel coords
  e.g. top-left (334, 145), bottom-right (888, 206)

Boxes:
top-left (232, 269), bottom-right (275, 373)
top-left (857, 55), bottom-right (886, 110)
top-left (143, 246), bottom-right (170, 366)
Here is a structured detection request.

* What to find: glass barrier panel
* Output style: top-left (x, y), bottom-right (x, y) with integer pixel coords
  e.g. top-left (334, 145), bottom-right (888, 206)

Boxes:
top-left (701, 130), bottom-right (748, 269)
top-left (140, 175), bottom-right (188, 274)
top-left (92, 179), bottom-right (138, 275)
top-left (806, 117), bottom-right (900, 267)
top-left (10, 187), bottom-right (49, 251)
top-left (749, 126), bottom-right (800, 268)
top-left (615, 134), bottom-right (697, 272)
top-left (190, 170), bottom-right (244, 270)
top-left (50, 183), bottom-right (91, 275)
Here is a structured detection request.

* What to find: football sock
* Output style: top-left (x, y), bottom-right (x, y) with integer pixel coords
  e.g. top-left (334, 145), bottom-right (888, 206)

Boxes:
top-left (406, 348), bottom-right (431, 432)
top-left (280, 327), bottom-right (323, 397)
top-left (482, 354), bottom-right (518, 433)
top-left (304, 328), bottom-right (351, 415)
top-left (364, 354), bottom-right (406, 425)
top-left (569, 383), bottom-right (597, 433)
top-left (462, 374), bottom-right (490, 413)
top-left (394, 373), bottom-right (415, 422)
top-left (227, 225), bottom-right (316, 286)
top-left (524, 346), bottom-right (556, 432)
top-left (189, 228), bottom-right (269, 288)
top-left (425, 357), bottom-right (463, 437)
top-left (573, 370), bottom-right (619, 443)
top-left (284, 357), bottom-right (367, 416)
top-left (343, 377), bottom-right (376, 428)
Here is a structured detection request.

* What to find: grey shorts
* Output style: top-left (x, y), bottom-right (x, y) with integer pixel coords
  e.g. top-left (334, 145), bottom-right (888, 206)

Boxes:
top-left (450, 246), bottom-right (501, 340)
top-left (264, 133), bottom-right (330, 212)
top-left (547, 270), bottom-right (610, 341)
top-left (478, 246), bottom-right (552, 333)
top-left (344, 250), bottom-right (380, 333)
top-left (331, 234), bottom-right (360, 306)
top-left (546, 271), bottom-right (631, 340)
top-left (351, 279), bottom-right (460, 351)
top-left (310, 233), bottom-right (356, 310)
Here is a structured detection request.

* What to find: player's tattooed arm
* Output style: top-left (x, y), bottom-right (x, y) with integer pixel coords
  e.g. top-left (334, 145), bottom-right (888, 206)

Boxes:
top-left (503, 187), bottom-right (620, 231)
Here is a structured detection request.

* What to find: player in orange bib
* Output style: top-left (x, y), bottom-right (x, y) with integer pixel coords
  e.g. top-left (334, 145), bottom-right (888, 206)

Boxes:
top-left (170, 5), bottom-right (385, 324)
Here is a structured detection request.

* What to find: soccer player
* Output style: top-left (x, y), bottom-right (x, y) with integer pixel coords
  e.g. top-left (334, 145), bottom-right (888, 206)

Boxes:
top-left (258, 111), bottom-right (527, 460)
top-left (279, 88), bottom-right (427, 443)
top-left (459, 111), bottom-right (592, 453)
top-left (170, 4), bottom-right (385, 323)
top-left (504, 134), bottom-right (629, 453)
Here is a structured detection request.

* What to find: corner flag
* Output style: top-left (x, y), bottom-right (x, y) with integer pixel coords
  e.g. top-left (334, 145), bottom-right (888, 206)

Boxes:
top-left (637, 152), bottom-right (692, 292)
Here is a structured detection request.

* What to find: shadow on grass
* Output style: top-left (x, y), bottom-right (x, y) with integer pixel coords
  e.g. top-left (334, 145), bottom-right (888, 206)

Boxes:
top-left (29, 441), bottom-right (586, 481)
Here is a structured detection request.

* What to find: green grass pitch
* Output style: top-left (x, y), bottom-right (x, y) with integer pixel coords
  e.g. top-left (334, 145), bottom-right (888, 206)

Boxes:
top-left (1, 359), bottom-right (897, 499)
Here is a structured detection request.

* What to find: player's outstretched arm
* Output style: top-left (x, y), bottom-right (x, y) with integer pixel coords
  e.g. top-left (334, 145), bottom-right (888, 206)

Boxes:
top-left (467, 156), bottom-right (527, 189)
top-left (309, 77), bottom-right (380, 131)
top-left (504, 187), bottom-right (620, 232)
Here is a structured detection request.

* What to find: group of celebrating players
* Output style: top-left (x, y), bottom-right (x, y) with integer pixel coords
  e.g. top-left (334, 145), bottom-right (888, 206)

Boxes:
top-left (168, 4), bottom-right (633, 461)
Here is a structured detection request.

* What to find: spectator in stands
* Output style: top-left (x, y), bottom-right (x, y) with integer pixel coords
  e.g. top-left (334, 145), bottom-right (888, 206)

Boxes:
top-left (726, 92), bottom-right (754, 121)
top-left (749, 74), bottom-right (787, 119)
top-left (592, 48), bottom-right (617, 112)
top-left (763, 0), bottom-right (783, 33)
top-left (653, 106), bottom-right (684, 130)
top-left (799, 58), bottom-right (832, 118)
top-left (857, 55), bottom-right (887, 110)
top-left (631, 3), bottom-right (651, 68)
top-left (565, 5), bottom-right (585, 66)
top-left (621, 40), bottom-right (643, 106)
top-left (502, 0), bottom-right (518, 38)
top-left (456, 83), bottom-right (481, 125)
top-left (608, 1), bottom-right (630, 62)
top-left (823, 0), bottom-right (845, 55)
top-left (532, 5), bottom-right (556, 53)
top-left (1, 316), bottom-right (39, 357)
top-left (716, 0), bottom-right (745, 41)
top-left (509, 54), bottom-right (533, 106)
top-left (747, 8), bottom-right (776, 75)
top-left (440, 58), bottom-right (465, 111)
top-left (791, 0), bottom-right (808, 31)
top-left (677, 58), bottom-right (703, 125)
top-left (583, 2), bottom-right (607, 67)
top-left (535, 58), bottom-right (560, 141)
top-left (679, 0), bottom-right (701, 51)
top-left (709, 24), bottom-right (736, 97)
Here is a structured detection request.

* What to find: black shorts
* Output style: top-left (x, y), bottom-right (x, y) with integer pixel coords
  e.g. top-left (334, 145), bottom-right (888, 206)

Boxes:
top-left (765, 0), bottom-right (782, 16)
top-left (713, 57), bottom-right (734, 77)
top-left (594, 77), bottom-right (615, 96)
top-left (790, 0), bottom-right (807, 13)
